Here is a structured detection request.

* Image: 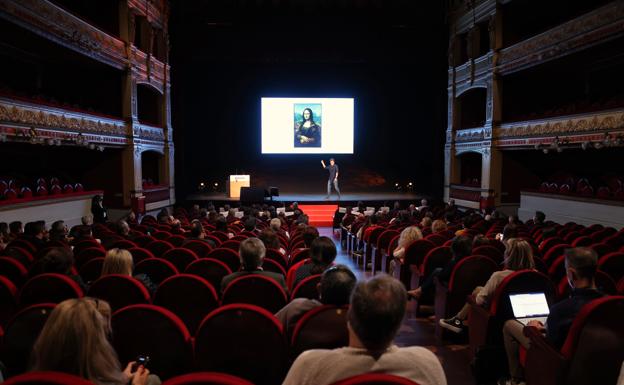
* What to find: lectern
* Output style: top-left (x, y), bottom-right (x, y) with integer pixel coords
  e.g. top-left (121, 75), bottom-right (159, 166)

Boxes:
top-left (227, 175), bottom-right (250, 198)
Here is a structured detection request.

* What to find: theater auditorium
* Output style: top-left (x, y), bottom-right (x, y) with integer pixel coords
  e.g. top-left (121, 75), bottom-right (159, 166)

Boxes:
top-left (0, 1), bottom-right (623, 385)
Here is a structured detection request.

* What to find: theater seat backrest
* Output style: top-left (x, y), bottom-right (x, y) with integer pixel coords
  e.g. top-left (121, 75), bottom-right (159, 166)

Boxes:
top-left (161, 372), bottom-right (254, 385)
top-left (328, 373), bottom-right (421, 385)
top-left (87, 274), bottom-right (150, 311)
top-left (194, 304), bottom-right (288, 385)
top-left (112, 304), bottom-right (193, 380)
top-left (134, 258), bottom-right (179, 284)
top-left (206, 248), bottom-right (241, 272)
top-left (3, 371), bottom-right (94, 385)
top-left (561, 296), bottom-right (624, 385)
top-left (290, 274), bottom-right (322, 301)
top-left (291, 305), bottom-right (349, 358)
top-left (222, 274), bottom-right (287, 313)
top-left (184, 258), bottom-right (232, 292)
top-left (489, 270), bottom-right (556, 319)
top-left (18, 273), bottom-right (83, 306)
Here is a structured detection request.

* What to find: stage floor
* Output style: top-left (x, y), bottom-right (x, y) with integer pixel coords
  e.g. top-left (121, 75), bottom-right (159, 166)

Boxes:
top-left (186, 191), bottom-right (425, 204)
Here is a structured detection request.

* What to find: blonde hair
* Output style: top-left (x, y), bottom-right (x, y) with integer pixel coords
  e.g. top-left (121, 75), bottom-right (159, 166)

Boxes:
top-left (504, 238), bottom-right (535, 271)
top-left (420, 217), bottom-right (432, 228)
top-left (432, 219), bottom-right (447, 233)
top-left (398, 226), bottom-right (423, 249)
top-left (31, 298), bottom-right (126, 385)
top-left (101, 248), bottom-right (133, 276)
top-left (270, 218), bottom-right (282, 232)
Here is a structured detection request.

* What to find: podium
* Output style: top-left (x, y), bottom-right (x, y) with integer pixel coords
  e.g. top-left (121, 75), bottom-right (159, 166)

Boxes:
top-left (228, 175), bottom-right (250, 198)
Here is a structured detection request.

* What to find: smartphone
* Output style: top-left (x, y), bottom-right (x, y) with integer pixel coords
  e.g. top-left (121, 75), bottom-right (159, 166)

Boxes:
top-left (132, 355), bottom-right (150, 372)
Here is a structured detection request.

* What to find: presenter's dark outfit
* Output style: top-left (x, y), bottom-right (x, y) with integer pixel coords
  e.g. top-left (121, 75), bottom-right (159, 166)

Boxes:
top-left (325, 164), bottom-right (341, 198)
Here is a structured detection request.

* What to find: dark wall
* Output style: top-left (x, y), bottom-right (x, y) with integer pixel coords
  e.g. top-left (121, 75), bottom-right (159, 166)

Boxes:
top-left (169, 1), bottom-right (448, 199)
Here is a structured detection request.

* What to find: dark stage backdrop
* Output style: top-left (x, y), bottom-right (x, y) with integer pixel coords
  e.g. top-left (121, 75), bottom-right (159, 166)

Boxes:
top-left (170, 1), bottom-right (448, 199)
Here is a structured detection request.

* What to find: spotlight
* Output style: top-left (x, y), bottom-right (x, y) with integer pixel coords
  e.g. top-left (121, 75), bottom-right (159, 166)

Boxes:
top-left (214, 182), bottom-right (218, 187)
top-left (200, 182), bottom-right (205, 187)
top-left (408, 182), bottom-right (413, 186)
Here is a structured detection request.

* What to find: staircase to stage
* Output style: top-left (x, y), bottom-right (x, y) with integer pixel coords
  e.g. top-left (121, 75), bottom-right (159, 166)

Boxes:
top-left (298, 204), bottom-right (338, 227)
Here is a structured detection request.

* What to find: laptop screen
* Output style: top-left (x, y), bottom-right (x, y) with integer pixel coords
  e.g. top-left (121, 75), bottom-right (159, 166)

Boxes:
top-left (509, 292), bottom-right (550, 318)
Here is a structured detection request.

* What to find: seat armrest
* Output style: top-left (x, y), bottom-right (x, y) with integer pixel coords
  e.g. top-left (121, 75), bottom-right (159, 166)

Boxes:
top-left (523, 326), bottom-right (566, 385)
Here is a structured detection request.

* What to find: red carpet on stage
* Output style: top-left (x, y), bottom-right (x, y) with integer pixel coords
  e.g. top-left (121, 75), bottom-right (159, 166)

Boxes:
top-left (299, 204), bottom-right (337, 227)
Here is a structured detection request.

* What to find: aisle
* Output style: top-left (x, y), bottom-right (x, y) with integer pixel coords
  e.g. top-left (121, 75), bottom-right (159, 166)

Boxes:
top-left (321, 227), bottom-right (475, 385)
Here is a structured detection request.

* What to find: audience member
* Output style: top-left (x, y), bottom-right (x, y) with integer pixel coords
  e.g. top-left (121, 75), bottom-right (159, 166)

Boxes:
top-left (243, 217), bottom-right (258, 234)
top-left (407, 235), bottom-right (472, 300)
top-left (91, 195), bottom-right (108, 224)
top-left (302, 226), bottom-right (320, 248)
top-left (220, 237), bottom-right (286, 292)
top-left (532, 211), bottom-right (546, 228)
top-left (420, 216), bottom-right (433, 230)
top-left (215, 217), bottom-right (234, 238)
top-left (22, 220), bottom-right (48, 251)
top-left (500, 248), bottom-right (604, 385)
top-left (472, 234), bottom-right (490, 248)
top-left (389, 226), bottom-right (424, 275)
top-left (183, 220), bottom-right (216, 248)
top-left (8, 220), bottom-right (23, 241)
top-left (48, 220), bottom-right (69, 243)
top-left (431, 219), bottom-right (447, 233)
top-left (101, 248), bottom-right (157, 295)
top-left (293, 236), bottom-right (337, 288)
top-left (30, 297), bottom-right (156, 385)
top-left (276, 264), bottom-right (356, 336)
top-left (283, 274), bottom-right (447, 385)
top-left (28, 247), bottom-right (87, 291)
top-left (258, 228), bottom-right (286, 255)
top-left (440, 238), bottom-right (535, 333)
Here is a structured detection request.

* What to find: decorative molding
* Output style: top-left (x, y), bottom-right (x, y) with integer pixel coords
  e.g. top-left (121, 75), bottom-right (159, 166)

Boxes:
top-left (498, 1), bottom-right (624, 75)
top-left (450, 52), bottom-right (493, 87)
top-left (496, 109), bottom-right (624, 139)
top-left (0, 0), bottom-right (126, 69)
top-left (0, 98), bottom-right (126, 137)
top-left (450, 0), bottom-right (497, 34)
top-left (128, 0), bottom-right (167, 29)
top-left (456, 127), bottom-right (487, 142)
top-left (133, 123), bottom-right (165, 141)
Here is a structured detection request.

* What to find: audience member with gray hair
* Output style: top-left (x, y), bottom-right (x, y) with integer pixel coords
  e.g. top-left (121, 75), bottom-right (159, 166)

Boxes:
top-left (283, 274), bottom-right (447, 385)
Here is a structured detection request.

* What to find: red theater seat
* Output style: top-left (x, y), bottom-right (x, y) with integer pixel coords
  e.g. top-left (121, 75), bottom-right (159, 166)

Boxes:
top-left (220, 240), bottom-right (241, 252)
top-left (472, 245), bottom-right (503, 264)
top-left (289, 248), bottom-right (310, 266)
top-left (524, 296), bottom-right (624, 385)
top-left (162, 248), bottom-right (199, 272)
top-left (78, 257), bottom-right (104, 284)
top-left (262, 258), bottom-right (287, 277)
top-left (134, 258), bottom-right (179, 285)
top-left (18, 273), bottom-right (83, 306)
top-left (112, 304), bottom-right (193, 380)
top-left (222, 274), bottom-right (288, 313)
top-left (194, 304), bottom-right (288, 385)
top-left (75, 247), bottom-right (106, 269)
top-left (0, 257), bottom-right (28, 287)
top-left (206, 248), bottom-right (240, 272)
top-left (162, 373), bottom-right (254, 385)
top-left (265, 248), bottom-right (288, 270)
top-left (128, 247), bottom-right (155, 264)
top-left (0, 276), bottom-right (18, 326)
top-left (153, 274), bottom-right (219, 334)
top-left (597, 252), bottom-right (624, 282)
top-left (290, 274), bottom-right (322, 301)
top-left (87, 274), bottom-right (150, 311)
top-left (328, 374), bottom-right (421, 385)
top-left (290, 305), bottom-right (349, 358)
top-left (145, 240), bottom-right (175, 257)
top-left (184, 258), bottom-right (232, 293)
top-left (182, 240), bottom-right (213, 258)
top-left (0, 303), bottom-right (55, 377)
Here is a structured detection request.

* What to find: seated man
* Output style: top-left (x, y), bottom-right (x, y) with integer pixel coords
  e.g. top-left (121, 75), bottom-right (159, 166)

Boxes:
top-left (283, 274), bottom-right (447, 385)
top-left (220, 237), bottom-right (286, 293)
top-left (183, 220), bottom-right (216, 248)
top-left (500, 247), bottom-right (604, 385)
top-left (293, 236), bottom-right (337, 288)
top-left (276, 264), bottom-right (356, 337)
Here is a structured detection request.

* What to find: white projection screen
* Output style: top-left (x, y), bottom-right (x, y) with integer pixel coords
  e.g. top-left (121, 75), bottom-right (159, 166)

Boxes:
top-left (261, 97), bottom-right (354, 154)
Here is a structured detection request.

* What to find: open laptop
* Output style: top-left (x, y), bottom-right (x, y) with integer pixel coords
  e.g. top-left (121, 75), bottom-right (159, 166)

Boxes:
top-left (509, 292), bottom-right (550, 326)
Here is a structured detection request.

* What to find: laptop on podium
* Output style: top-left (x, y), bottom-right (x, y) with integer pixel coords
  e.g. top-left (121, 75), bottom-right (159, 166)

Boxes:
top-left (509, 292), bottom-right (550, 326)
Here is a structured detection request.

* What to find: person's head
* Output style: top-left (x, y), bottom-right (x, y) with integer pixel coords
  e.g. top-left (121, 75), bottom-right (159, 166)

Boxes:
top-left (244, 217), bottom-right (257, 232)
top-left (420, 216), bottom-right (432, 229)
top-left (127, 211), bottom-right (136, 222)
top-left (24, 221), bottom-right (46, 239)
top-left (502, 224), bottom-right (518, 241)
top-left (29, 248), bottom-right (75, 277)
top-left (49, 220), bottom-right (67, 240)
top-left (31, 298), bottom-right (125, 384)
top-left (239, 237), bottom-right (266, 271)
top-left (74, 225), bottom-right (93, 240)
top-left (431, 219), bottom-right (447, 233)
top-left (302, 108), bottom-right (313, 122)
top-left (101, 248), bottom-right (133, 276)
top-left (451, 236), bottom-right (473, 260)
top-left (503, 238), bottom-right (535, 270)
top-left (508, 215), bottom-right (519, 225)
top-left (81, 215), bottom-right (93, 226)
top-left (91, 195), bottom-right (103, 206)
top-left (448, 199), bottom-right (455, 207)
top-left (302, 226), bottom-right (320, 248)
top-left (9, 220), bottom-right (23, 235)
top-left (319, 265), bottom-right (357, 305)
top-left (329, 158), bottom-right (335, 166)
top-left (0, 222), bottom-right (8, 237)
top-left (564, 247), bottom-right (598, 289)
top-left (393, 201), bottom-right (400, 209)
top-left (534, 211), bottom-right (546, 225)
top-left (187, 220), bottom-right (203, 238)
top-left (270, 218), bottom-right (282, 232)
top-left (258, 228), bottom-right (280, 250)
top-left (472, 234), bottom-right (490, 248)
top-left (310, 236), bottom-right (337, 267)
top-left (421, 199), bottom-right (428, 207)
top-left (348, 274), bottom-right (406, 352)
top-left (398, 226), bottom-right (423, 248)
top-left (215, 217), bottom-right (228, 233)
top-left (116, 220), bottom-right (130, 237)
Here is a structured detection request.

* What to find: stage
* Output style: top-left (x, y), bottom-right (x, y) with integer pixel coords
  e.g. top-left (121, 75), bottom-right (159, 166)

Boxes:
top-left (186, 191), bottom-right (426, 205)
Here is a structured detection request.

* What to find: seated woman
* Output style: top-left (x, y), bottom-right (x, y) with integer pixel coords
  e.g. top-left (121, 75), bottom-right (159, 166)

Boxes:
top-left (388, 226), bottom-right (424, 275)
top-left (31, 297), bottom-right (157, 385)
top-left (101, 248), bottom-right (157, 295)
top-left (431, 219), bottom-right (447, 234)
top-left (439, 238), bottom-right (535, 333)
top-left (29, 247), bottom-right (88, 291)
top-left (292, 236), bottom-right (337, 288)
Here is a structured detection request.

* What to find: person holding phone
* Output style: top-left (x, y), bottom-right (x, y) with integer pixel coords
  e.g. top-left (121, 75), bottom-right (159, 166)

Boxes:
top-left (321, 158), bottom-right (341, 200)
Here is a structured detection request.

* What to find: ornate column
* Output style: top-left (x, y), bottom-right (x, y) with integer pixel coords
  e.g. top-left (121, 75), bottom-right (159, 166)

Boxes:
top-left (480, 146), bottom-right (502, 206)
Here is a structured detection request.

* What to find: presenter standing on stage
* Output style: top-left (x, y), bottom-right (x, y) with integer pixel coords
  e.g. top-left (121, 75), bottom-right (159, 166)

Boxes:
top-left (321, 158), bottom-right (341, 200)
